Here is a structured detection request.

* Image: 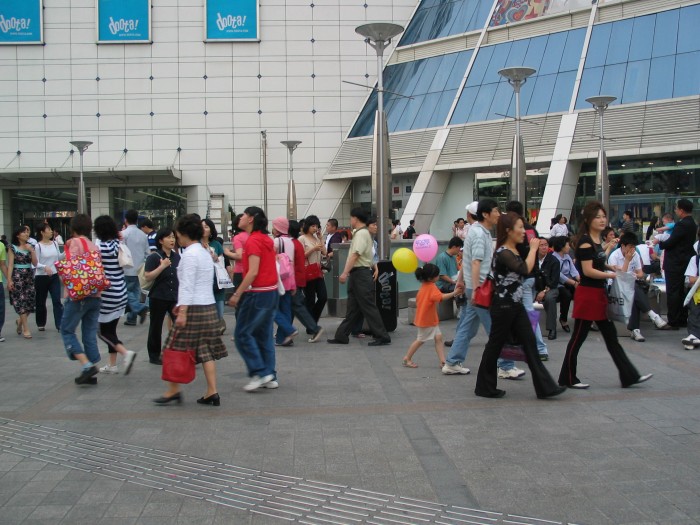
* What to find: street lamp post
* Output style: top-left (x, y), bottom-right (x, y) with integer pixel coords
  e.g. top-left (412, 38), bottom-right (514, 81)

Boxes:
top-left (498, 67), bottom-right (536, 206)
top-left (281, 140), bottom-right (301, 220)
top-left (355, 22), bottom-right (404, 260)
top-left (69, 140), bottom-right (93, 214)
top-left (585, 96), bottom-right (617, 217)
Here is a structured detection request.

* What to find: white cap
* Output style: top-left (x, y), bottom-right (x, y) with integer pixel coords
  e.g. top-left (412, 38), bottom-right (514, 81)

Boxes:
top-left (466, 201), bottom-right (479, 216)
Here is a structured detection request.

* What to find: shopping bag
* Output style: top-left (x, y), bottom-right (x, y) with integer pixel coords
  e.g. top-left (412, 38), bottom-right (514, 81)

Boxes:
top-left (607, 271), bottom-right (635, 323)
top-left (214, 259), bottom-right (234, 289)
top-left (55, 238), bottom-right (110, 301)
top-left (118, 243), bottom-right (134, 268)
top-left (499, 310), bottom-right (540, 362)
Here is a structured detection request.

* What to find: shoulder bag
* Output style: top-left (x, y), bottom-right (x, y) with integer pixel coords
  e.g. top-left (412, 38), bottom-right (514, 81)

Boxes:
top-left (55, 238), bottom-right (110, 301)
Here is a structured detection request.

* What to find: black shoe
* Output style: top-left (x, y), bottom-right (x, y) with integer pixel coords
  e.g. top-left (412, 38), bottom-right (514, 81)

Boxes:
top-left (444, 340), bottom-right (454, 347)
top-left (197, 393), bottom-right (220, 406)
top-left (539, 354), bottom-right (549, 361)
top-left (475, 389), bottom-right (506, 398)
top-left (139, 308), bottom-right (149, 324)
top-left (149, 358), bottom-right (163, 365)
top-left (559, 320), bottom-right (570, 333)
top-left (124, 320), bottom-right (137, 326)
top-left (538, 385), bottom-right (567, 399)
top-left (368, 338), bottom-right (391, 346)
top-left (85, 377), bottom-right (98, 385)
top-left (153, 392), bottom-right (182, 405)
top-left (327, 338), bottom-right (348, 344)
top-left (547, 330), bottom-right (557, 340)
top-left (75, 366), bottom-right (98, 385)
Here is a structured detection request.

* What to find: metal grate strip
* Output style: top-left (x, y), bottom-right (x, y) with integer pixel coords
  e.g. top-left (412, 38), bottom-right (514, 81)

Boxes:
top-left (0, 417), bottom-right (578, 525)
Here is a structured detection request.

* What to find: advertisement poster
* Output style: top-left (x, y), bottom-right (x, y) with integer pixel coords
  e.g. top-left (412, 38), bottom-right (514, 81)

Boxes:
top-left (97, 0), bottom-right (151, 43)
top-left (0, 0), bottom-right (43, 44)
top-left (205, 0), bottom-right (259, 41)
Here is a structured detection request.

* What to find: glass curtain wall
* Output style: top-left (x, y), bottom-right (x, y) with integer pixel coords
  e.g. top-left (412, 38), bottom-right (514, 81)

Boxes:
top-left (399, 0), bottom-right (493, 46)
top-left (111, 187), bottom-right (187, 228)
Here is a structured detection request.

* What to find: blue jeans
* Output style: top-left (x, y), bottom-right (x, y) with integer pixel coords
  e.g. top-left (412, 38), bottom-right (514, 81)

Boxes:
top-left (444, 289), bottom-right (515, 370)
top-left (125, 275), bottom-right (146, 322)
top-left (0, 283), bottom-right (5, 336)
top-left (274, 291), bottom-right (296, 344)
top-left (522, 277), bottom-right (548, 356)
top-left (291, 289), bottom-right (320, 335)
top-left (235, 291), bottom-right (278, 378)
top-left (61, 297), bottom-right (101, 364)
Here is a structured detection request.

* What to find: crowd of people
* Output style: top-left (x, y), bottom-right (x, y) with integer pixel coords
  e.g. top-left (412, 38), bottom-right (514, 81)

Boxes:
top-left (1, 196), bottom-right (695, 403)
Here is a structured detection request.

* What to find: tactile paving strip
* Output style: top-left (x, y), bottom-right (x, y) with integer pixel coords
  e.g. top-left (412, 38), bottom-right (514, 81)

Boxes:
top-left (0, 418), bottom-right (578, 525)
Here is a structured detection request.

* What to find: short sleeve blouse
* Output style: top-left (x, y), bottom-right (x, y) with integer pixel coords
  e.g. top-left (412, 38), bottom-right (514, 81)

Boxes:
top-left (576, 234), bottom-right (607, 288)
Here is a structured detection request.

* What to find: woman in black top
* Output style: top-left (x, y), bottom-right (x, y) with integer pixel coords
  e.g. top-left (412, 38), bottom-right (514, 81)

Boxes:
top-left (144, 228), bottom-right (181, 365)
top-left (558, 201), bottom-right (652, 389)
top-left (474, 212), bottom-right (566, 400)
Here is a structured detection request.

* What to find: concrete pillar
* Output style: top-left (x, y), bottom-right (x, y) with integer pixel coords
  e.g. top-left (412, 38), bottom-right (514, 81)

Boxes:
top-left (89, 186), bottom-right (111, 221)
top-left (184, 186), bottom-right (209, 218)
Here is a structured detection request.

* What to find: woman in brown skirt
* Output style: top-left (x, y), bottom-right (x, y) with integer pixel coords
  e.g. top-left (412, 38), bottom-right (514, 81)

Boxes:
top-left (154, 214), bottom-right (227, 406)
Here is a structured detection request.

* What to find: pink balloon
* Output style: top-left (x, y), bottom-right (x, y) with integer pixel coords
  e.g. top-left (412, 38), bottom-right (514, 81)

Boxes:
top-left (413, 234), bottom-right (438, 262)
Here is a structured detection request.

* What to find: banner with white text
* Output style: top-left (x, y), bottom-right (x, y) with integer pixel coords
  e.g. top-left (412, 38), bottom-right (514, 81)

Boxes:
top-left (97, 0), bottom-right (151, 43)
top-left (0, 0), bottom-right (43, 45)
top-left (205, 0), bottom-right (259, 42)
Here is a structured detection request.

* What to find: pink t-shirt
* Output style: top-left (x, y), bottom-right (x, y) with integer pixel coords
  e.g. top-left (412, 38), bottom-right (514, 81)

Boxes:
top-left (232, 231), bottom-right (250, 274)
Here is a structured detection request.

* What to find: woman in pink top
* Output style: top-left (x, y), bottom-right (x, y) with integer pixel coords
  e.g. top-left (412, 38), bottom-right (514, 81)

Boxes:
top-left (60, 214), bottom-right (103, 385)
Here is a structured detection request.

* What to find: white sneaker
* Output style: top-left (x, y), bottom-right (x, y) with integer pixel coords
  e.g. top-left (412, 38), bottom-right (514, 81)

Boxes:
top-left (630, 329), bottom-right (645, 342)
top-left (261, 380), bottom-right (279, 389)
top-left (122, 350), bottom-right (136, 375)
top-left (650, 313), bottom-right (668, 329)
top-left (308, 327), bottom-right (324, 343)
top-left (498, 367), bottom-right (525, 379)
top-left (681, 334), bottom-right (700, 346)
top-left (243, 374), bottom-right (274, 392)
top-left (99, 365), bottom-right (119, 374)
top-left (0, 336), bottom-right (5, 342)
top-left (441, 363), bottom-right (470, 375)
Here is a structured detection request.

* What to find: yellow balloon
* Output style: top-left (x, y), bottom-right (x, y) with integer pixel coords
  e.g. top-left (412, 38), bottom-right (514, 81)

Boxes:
top-left (392, 248), bottom-right (419, 273)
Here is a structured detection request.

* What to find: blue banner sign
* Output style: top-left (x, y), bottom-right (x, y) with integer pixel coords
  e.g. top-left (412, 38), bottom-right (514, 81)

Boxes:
top-left (0, 0), bottom-right (43, 44)
top-left (205, 0), bottom-right (259, 41)
top-left (97, 0), bottom-right (151, 43)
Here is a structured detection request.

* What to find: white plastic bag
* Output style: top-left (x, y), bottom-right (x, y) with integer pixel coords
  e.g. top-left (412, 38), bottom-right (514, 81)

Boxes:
top-left (607, 271), bottom-right (635, 323)
top-left (118, 242), bottom-right (134, 268)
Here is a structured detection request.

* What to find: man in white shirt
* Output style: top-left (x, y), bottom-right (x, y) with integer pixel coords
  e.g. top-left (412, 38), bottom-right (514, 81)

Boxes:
top-left (609, 232), bottom-right (669, 342)
top-left (122, 209), bottom-right (150, 325)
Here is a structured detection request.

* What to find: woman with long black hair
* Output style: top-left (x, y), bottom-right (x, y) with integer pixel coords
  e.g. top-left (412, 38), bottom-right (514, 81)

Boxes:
top-left (558, 201), bottom-right (653, 389)
top-left (299, 215), bottom-right (327, 323)
top-left (474, 212), bottom-right (566, 400)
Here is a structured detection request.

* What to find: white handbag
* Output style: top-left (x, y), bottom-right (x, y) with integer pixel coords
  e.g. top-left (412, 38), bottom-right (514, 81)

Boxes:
top-left (118, 242), bottom-right (134, 268)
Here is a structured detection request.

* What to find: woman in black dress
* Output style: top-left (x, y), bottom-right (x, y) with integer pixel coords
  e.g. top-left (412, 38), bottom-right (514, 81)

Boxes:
top-left (474, 212), bottom-right (566, 400)
top-left (558, 201), bottom-right (653, 389)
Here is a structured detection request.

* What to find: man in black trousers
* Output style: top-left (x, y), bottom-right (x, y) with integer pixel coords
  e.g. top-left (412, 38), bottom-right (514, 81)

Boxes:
top-left (654, 199), bottom-right (697, 328)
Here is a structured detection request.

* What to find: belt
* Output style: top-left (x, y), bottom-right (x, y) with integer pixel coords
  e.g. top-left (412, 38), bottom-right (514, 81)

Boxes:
top-left (14, 264), bottom-right (31, 269)
top-left (349, 267), bottom-right (370, 274)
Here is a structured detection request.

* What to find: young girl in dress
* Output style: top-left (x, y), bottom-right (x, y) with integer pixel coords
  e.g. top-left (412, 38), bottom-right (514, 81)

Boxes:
top-left (402, 264), bottom-right (463, 368)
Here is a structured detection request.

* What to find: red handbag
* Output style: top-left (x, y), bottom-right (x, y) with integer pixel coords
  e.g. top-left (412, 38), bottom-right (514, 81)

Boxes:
top-left (472, 276), bottom-right (494, 309)
top-left (161, 348), bottom-right (196, 384)
top-left (304, 262), bottom-right (323, 281)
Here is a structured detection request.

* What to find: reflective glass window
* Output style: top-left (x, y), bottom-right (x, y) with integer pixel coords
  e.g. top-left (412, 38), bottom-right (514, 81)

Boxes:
top-left (678, 4), bottom-right (700, 54)
top-left (451, 85), bottom-right (479, 123)
top-left (466, 45), bottom-right (494, 87)
top-left (575, 66), bottom-right (603, 109)
top-left (523, 35), bottom-right (547, 72)
top-left (349, 49), bottom-right (471, 137)
top-left (605, 19), bottom-right (633, 65)
top-left (399, 0), bottom-right (493, 47)
top-left (647, 56), bottom-right (675, 101)
top-left (506, 38), bottom-right (530, 69)
top-left (486, 81), bottom-right (515, 120)
top-left (549, 71), bottom-right (576, 113)
top-left (652, 9), bottom-right (678, 58)
top-left (538, 32), bottom-right (567, 75)
top-left (599, 63), bottom-right (626, 103)
top-left (560, 29), bottom-right (586, 71)
top-left (585, 24), bottom-right (611, 68)
top-left (468, 83), bottom-right (498, 122)
top-left (482, 42), bottom-right (513, 84)
top-left (525, 74), bottom-right (557, 115)
top-left (674, 51), bottom-right (700, 98)
top-left (621, 59), bottom-right (650, 104)
top-left (628, 15), bottom-right (654, 62)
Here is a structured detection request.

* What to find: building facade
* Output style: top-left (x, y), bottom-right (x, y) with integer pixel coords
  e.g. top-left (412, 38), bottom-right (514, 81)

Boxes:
top-left (313, 0), bottom-right (700, 239)
top-left (0, 0), bottom-right (416, 237)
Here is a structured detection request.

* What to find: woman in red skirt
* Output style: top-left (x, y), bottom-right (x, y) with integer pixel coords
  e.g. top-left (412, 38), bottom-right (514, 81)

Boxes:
top-left (558, 201), bottom-right (653, 389)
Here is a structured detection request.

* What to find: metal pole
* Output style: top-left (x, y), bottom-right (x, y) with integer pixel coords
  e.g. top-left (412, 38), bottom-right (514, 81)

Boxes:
top-left (597, 110), bottom-right (609, 215)
top-left (375, 42), bottom-right (390, 260)
top-left (511, 83), bottom-right (525, 205)
top-left (70, 140), bottom-right (92, 215)
top-left (287, 147), bottom-right (297, 220)
top-left (261, 130), bottom-right (268, 212)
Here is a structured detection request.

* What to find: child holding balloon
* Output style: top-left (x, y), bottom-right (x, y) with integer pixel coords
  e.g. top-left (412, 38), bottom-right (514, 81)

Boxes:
top-left (403, 264), bottom-right (464, 368)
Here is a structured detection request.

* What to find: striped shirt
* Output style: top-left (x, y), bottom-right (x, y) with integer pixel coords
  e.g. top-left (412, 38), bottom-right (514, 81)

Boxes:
top-left (97, 238), bottom-right (128, 322)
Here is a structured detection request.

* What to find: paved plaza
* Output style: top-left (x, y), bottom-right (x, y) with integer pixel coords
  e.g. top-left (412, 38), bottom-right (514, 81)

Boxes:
top-left (1, 305), bottom-right (700, 525)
